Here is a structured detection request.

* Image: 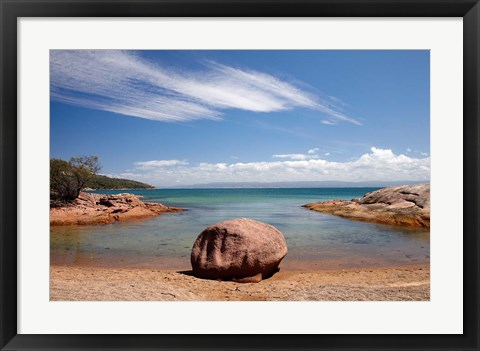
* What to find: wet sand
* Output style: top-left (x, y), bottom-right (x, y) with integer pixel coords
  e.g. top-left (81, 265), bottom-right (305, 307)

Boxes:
top-left (50, 263), bottom-right (429, 301)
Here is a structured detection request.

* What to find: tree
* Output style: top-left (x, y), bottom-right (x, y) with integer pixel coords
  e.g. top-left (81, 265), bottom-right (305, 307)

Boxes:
top-left (50, 156), bottom-right (101, 204)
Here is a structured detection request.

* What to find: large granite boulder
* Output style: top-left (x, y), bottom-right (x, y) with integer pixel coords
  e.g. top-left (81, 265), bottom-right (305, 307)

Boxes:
top-left (191, 218), bottom-right (288, 282)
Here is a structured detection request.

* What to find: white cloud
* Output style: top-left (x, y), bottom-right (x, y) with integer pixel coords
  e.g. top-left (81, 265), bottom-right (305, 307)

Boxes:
top-left (133, 160), bottom-right (189, 170)
top-left (406, 148), bottom-right (412, 152)
top-left (273, 148), bottom-right (321, 160)
top-left (324, 152), bottom-right (330, 156)
top-left (273, 153), bottom-right (312, 160)
top-left (119, 147), bottom-right (430, 186)
top-left (50, 50), bottom-right (361, 125)
top-left (321, 120), bottom-right (337, 125)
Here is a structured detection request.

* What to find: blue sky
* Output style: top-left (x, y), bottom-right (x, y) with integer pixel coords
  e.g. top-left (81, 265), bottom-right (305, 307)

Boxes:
top-left (50, 50), bottom-right (430, 186)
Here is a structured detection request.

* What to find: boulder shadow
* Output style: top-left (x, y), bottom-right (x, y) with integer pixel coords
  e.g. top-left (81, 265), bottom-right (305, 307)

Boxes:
top-left (176, 270), bottom-right (195, 276)
top-left (175, 267), bottom-right (281, 283)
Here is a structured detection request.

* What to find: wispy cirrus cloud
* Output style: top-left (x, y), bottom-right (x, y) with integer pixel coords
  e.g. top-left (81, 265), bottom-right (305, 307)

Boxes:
top-left (115, 147), bottom-right (429, 186)
top-left (50, 50), bottom-right (361, 125)
top-left (321, 120), bottom-right (337, 126)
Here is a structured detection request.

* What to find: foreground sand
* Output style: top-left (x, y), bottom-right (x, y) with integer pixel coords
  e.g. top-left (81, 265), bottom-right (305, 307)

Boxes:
top-left (50, 264), bottom-right (429, 301)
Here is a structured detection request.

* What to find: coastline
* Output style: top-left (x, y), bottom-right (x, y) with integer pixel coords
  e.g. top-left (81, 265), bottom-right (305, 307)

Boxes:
top-left (50, 191), bottom-right (183, 226)
top-left (304, 184), bottom-right (430, 228)
top-left (50, 263), bottom-right (429, 301)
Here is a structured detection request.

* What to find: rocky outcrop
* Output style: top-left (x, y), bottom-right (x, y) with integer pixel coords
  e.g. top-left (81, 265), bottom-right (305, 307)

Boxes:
top-left (191, 218), bottom-right (288, 282)
top-left (50, 192), bottom-right (183, 226)
top-left (303, 184), bottom-right (430, 228)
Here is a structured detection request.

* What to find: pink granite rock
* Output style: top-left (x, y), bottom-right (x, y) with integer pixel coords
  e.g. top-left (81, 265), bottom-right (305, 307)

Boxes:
top-left (50, 192), bottom-right (183, 226)
top-left (191, 218), bottom-right (288, 282)
top-left (304, 184), bottom-right (430, 228)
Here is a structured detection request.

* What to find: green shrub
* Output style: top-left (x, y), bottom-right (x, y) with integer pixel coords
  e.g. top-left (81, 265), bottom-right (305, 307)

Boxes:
top-left (50, 156), bottom-right (100, 203)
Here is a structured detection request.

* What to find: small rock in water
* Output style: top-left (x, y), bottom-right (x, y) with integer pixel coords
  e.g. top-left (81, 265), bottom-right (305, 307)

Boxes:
top-left (191, 218), bottom-right (288, 282)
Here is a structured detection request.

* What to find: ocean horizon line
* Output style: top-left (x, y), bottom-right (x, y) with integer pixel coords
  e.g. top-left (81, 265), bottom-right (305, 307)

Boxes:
top-left (152, 180), bottom-right (430, 190)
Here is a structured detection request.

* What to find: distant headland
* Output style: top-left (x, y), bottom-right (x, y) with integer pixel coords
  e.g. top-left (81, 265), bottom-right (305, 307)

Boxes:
top-left (85, 174), bottom-right (154, 190)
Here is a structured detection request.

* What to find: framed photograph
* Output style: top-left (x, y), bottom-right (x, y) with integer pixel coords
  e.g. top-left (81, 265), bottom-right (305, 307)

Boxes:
top-left (1, 0), bottom-right (478, 350)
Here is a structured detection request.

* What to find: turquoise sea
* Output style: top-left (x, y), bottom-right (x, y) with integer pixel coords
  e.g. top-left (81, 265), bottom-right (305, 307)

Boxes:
top-left (50, 188), bottom-right (430, 270)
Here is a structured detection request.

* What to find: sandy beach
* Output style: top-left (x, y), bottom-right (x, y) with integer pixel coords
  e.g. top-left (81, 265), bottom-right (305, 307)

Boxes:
top-left (50, 263), bottom-right (429, 301)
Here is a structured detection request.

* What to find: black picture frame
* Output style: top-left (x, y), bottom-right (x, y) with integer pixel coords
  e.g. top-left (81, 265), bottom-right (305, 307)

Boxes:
top-left (1, 1), bottom-right (479, 350)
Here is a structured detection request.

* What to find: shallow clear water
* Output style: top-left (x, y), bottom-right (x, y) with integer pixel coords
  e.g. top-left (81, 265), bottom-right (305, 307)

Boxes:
top-left (50, 188), bottom-right (430, 270)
